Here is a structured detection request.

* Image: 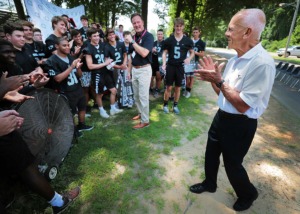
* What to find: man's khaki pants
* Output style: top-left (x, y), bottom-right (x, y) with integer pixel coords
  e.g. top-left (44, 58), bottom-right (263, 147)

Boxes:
top-left (132, 66), bottom-right (152, 123)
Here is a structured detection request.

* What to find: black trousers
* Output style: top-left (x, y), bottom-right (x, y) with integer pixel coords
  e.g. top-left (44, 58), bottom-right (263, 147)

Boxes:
top-left (204, 109), bottom-right (258, 199)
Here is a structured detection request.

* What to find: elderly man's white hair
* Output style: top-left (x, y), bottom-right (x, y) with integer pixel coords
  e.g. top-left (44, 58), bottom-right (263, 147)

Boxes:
top-left (235, 8), bottom-right (266, 40)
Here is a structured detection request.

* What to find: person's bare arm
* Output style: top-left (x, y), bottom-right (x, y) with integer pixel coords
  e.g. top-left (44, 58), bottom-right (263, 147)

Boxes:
top-left (86, 55), bottom-right (112, 70)
top-left (124, 34), bottom-right (149, 58)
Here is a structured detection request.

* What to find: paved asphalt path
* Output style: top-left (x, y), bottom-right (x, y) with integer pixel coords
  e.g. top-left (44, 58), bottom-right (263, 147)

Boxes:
top-left (206, 48), bottom-right (300, 119)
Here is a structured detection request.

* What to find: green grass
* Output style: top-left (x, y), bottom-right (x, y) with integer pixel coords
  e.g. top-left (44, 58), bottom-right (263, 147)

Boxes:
top-left (8, 82), bottom-right (211, 213)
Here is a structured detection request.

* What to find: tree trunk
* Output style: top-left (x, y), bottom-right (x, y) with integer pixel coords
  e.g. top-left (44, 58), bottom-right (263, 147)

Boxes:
top-left (13, 0), bottom-right (26, 20)
top-left (141, 0), bottom-right (148, 29)
top-left (175, 0), bottom-right (184, 18)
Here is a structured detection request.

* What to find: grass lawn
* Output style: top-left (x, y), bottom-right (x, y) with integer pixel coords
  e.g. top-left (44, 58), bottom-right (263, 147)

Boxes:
top-left (8, 82), bottom-right (212, 214)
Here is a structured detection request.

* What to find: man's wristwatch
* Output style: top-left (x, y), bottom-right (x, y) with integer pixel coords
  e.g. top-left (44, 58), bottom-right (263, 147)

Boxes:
top-left (131, 40), bottom-right (135, 44)
top-left (216, 80), bottom-right (225, 89)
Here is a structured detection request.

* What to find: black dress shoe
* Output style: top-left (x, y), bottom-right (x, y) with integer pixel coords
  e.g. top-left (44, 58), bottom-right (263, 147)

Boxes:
top-left (189, 183), bottom-right (216, 194)
top-left (233, 191), bottom-right (258, 211)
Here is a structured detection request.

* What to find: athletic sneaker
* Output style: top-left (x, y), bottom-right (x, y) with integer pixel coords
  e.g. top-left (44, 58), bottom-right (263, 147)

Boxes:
top-left (163, 106), bottom-right (169, 113)
top-left (74, 130), bottom-right (83, 138)
top-left (110, 108), bottom-right (123, 115)
top-left (173, 106), bottom-right (180, 114)
top-left (114, 103), bottom-right (120, 110)
top-left (52, 186), bottom-right (81, 214)
top-left (77, 123), bottom-right (94, 132)
top-left (100, 110), bottom-right (110, 118)
top-left (182, 90), bottom-right (187, 97)
top-left (185, 91), bottom-right (191, 98)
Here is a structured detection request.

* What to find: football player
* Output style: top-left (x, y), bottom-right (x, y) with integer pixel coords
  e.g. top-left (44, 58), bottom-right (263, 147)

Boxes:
top-left (162, 18), bottom-right (194, 114)
top-left (85, 28), bottom-right (123, 118)
top-left (45, 37), bottom-right (93, 133)
top-left (150, 29), bottom-right (164, 97)
top-left (184, 27), bottom-right (206, 98)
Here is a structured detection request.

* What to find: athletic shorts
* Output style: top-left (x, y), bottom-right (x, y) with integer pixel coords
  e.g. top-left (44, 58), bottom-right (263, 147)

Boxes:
top-left (80, 71), bottom-right (92, 87)
top-left (63, 87), bottom-right (86, 115)
top-left (151, 63), bottom-right (159, 76)
top-left (185, 72), bottom-right (194, 77)
top-left (92, 71), bottom-right (115, 94)
top-left (165, 64), bottom-right (185, 87)
top-left (0, 132), bottom-right (35, 175)
top-left (184, 63), bottom-right (198, 77)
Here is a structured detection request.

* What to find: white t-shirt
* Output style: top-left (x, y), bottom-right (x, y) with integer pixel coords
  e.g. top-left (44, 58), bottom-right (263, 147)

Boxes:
top-left (115, 31), bottom-right (124, 42)
top-left (218, 43), bottom-right (275, 119)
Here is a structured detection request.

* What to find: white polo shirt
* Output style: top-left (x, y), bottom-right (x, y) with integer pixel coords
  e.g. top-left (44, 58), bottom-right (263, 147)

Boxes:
top-left (218, 43), bottom-right (275, 119)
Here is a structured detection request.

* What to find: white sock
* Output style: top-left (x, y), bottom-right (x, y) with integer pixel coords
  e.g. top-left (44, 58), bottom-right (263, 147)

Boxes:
top-left (110, 104), bottom-right (116, 110)
top-left (99, 106), bottom-right (105, 112)
top-left (48, 192), bottom-right (64, 207)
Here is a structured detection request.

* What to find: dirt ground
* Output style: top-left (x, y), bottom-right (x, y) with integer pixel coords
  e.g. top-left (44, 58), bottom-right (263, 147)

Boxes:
top-left (143, 80), bottom-right (300, 214)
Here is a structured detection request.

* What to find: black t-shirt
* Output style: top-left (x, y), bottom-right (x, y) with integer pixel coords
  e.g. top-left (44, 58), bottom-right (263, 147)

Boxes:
top-left (45, 34), bottom-right (59, 58)
top-left (99, 29), bottom-right (105, 39)
top-left (129, 30), bottom-right (154, 66)
top-left (0, 63), bottom-right (23, 77)
top-left (85, 42), bottom-right (107, 73)
top-left (193, 39), bottom-right (206, 62)
top-left (70, 41), bottom-right (89, 72)
top-left (152, 40), bottom-right (164, 66)
top-left (26, 41), bottom-right (46, 61)
top-left (15, 44), bottom-right (39, 74)
top-left (79, 27), bottom-right (88, 41)
top-left (45, 54), bottom-right (80, 93)
top-left (163, 35), bottom-right (193, 66)
top-left (104, 41), bottom-right (126, 65)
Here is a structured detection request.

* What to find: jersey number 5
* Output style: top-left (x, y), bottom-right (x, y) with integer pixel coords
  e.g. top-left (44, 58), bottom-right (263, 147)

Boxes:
top-left (174, 46), bottom-right (180, 59)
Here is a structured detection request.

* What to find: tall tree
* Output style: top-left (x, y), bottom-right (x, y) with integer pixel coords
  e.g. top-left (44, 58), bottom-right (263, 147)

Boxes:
top-left (141, 0), bottom-right (148, 29)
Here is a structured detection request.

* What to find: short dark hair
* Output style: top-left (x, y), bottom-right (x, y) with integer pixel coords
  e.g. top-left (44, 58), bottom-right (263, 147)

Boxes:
top-left (3, 22), bottom-right (24, 35)
top-left (87, 27), bottom-right (99, 38)
top-left (193, 27), bottom-right (201, 31)
top-left (80, 15), bottom-right (88, 21)
top-left (123, 31), bottom-right (131, 37)
top-left (131, 13), bottom-right (143, 21)
top-left (106, 28), bottom-right (115, 38)
top-left (70, 29), bottom-right (80, 38)
top-left (61, 14), bottom-right (69, 18)
top-left (33, 28), bottom-right (41, 34)
top-left (55, 37), bottom-right (68, 45)
top-left (157, 29), bottom-right (163, 32)
top-left (119, 24), bottom-right (123, 28)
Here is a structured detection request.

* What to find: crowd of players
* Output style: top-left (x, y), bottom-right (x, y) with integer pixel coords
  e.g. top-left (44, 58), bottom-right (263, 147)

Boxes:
top-left (0, 14), bottom-right (206, 132)
top-left (0, 14), bottom-right (205, 212)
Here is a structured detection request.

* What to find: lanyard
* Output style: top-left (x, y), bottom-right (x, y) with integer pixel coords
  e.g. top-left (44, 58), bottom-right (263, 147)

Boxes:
top-left (134, 30), bottom-right (147, 44)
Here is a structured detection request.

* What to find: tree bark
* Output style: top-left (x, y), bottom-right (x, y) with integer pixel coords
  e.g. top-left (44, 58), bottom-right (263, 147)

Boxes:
top-left (175, 0), bottom-right (184, 18)
top-left (13, 0), bottom-right (26, 20)
top-left (141, 0), bottom-right (148, 29)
